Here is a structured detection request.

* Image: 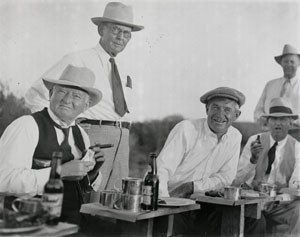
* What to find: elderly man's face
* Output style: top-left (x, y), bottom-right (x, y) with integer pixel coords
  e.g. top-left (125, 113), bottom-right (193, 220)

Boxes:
top-left (49, 85), bottom-right (89, 124)
top-left (280, 54), bottom-right (300, 79)
top-left (99, 23), bottom-right (132, 56)
top-left (206, 98), bottom-right (240, 137)
top-left (267, 116), bottom-right (291, 141)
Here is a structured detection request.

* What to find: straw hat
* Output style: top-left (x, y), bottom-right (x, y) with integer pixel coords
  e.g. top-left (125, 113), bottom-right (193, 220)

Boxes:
top-left (274, 44), bottom-right (300, 64)
top-left (262, 98), bottom-right (298, 120)
top-left (91, 2), bottom-right (144, 32)
top-left (200, 87), bottom-right (246, 107)
top-left (43, 65), bottom-right (102, 107)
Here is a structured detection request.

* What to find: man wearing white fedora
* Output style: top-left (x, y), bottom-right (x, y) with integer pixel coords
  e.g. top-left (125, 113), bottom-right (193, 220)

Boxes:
top-left (254, 44), bottom-right (300, 140)
top-left (234, 98), bottom-right (300, 236)
top-left (24, 2), bottom-right (144, 200)
top-left (0, 65), bottom-right (105, 225)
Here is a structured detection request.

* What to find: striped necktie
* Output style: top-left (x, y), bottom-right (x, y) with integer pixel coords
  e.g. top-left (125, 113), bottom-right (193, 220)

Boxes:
top-left (109, 57), bottom-right (129, 116)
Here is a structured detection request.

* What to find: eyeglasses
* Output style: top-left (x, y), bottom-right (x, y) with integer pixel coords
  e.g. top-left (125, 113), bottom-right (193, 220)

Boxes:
top-left (107, 24), bottom-right (132, 39)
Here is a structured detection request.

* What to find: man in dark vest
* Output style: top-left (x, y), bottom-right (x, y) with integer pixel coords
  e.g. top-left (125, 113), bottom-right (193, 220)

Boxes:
top-left (0, 65), bottom-right (104, 225)
top-left (233, 97), bottom-right (300, 236)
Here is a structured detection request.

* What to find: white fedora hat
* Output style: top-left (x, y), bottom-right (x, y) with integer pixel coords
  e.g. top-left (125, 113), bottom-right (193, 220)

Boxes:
top-left (91, 2), bottom-right (144, 32)
top-left (262, 98), bottom-right (298, 120)
top-left (43, 65), bottom-right (102, 107)
top-left (274, 44), bottom-right (300, 64)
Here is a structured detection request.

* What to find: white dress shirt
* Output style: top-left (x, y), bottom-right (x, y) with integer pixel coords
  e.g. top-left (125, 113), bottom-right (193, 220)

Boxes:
top-left (234, 134), bottom-right (300, 187)
top-left (25, 44), bottom-right (133, 121)
top-left (157, 118), bottom-right (242, 197)
top-left (254, 76), bottom-right (300, 124)
top-left (0, 108), bottom-right (102, 196)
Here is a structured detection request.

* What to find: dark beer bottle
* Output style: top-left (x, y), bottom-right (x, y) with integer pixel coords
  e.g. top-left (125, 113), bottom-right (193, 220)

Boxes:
top-left (42, 151), bottom-right (64, 225)
top-left (142, 153), bottom-right (159, 211)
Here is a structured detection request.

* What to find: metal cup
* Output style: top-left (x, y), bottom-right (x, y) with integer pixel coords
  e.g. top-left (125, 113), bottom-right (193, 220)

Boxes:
top-left (0, 195), bottom-right (5, 228)
top-left (259, 183), bottom-right (271, 195)
top-left (114, 194), bottom-right (142, 212)
top-left (122, 177), bottom-right (143, 195)
top-left (100, 190), bottom-right (122, 208)
top-left (11, 197), bottom-right (43, 214)
top-left (224, 186), bottom-right (240, 200)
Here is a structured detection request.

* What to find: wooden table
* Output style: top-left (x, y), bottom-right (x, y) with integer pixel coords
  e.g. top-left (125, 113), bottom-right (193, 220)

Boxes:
top-left (192, 193), bottom-right (281, 237)
top-left (80, 202), bottom-right (200, 237)
top-left (0, 222), bottom-right (79, 237)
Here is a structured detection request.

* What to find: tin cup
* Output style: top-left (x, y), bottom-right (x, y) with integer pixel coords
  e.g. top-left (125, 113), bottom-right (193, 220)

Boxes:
top-left (100, 190), bottom-right (122, 208)
top-left (11, 197), bottom-right (43, 215)
top-left (122, 177), bottom-right (143, 195)
top-left (114, 194), bottom-right (142, 212)
top-left (259, 183), bottom-right (277, 197)
top-left (224, 186), bottom-right (240, 200)
top-left (0, 195), bottom-right (5, 228)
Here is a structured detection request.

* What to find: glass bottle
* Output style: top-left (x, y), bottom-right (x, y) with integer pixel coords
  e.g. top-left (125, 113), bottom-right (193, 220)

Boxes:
top-left (42, 151), bottom-right (64, 225)
top-left (142, 153), bottom-right (159, 211)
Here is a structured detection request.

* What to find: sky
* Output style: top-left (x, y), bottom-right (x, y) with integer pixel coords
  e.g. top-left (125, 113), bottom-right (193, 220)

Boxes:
top-left (1, 0), bottom-right (300, 122)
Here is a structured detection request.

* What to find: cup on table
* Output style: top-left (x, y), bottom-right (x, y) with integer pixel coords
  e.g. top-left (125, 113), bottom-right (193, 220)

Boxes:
top-left (259, 183), bottom-right (277, 196)
top-left (122, 177), bottom-right (143, 195)
top-left (114, 194), bottom-right (142, 212)
top-left (100, 190), bottom-right (122, 208)
top-left (11, 197), bottom-right (43, 215)
top-left (224, 186), bottom-right (240, 200)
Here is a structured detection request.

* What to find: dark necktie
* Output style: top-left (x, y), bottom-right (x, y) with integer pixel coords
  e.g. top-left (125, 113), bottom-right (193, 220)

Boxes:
top-left (109, 57), bottom-right (129, 116)
top-left (266, 141), bottom-right (278, 174)
top-left (60, 127), bottom-right (74, 163)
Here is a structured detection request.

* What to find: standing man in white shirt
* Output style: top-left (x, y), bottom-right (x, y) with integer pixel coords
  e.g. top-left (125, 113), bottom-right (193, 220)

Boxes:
top-left (254, 44), bottom-right (300, 140)
top-left (25, 2), bottom-right (144, 200)
top-left (0, 65), bottom-right (104, 225)
top-left (233, 98), bottom-right (300, 236)
top-left (156, 87), bottom-right (245, 235)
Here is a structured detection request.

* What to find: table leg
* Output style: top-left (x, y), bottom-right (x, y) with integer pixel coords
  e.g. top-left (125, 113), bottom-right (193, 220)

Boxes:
top-left (147, 218), bottom-right (153, 237)
top-left (167, 214), bottom-right (174, 237)
top-left (221, 204), bottom-right (244, 237)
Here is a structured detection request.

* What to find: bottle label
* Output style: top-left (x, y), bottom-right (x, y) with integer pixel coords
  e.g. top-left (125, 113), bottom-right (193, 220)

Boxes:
top-left (42, 193), bottom-right (63, 217)
top-left (142, 185), bottom-right (152, 205)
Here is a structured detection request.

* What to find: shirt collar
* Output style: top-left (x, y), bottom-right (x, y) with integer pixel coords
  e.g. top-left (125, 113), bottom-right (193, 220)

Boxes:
top-left (269, 134), bottom-right (287, 150)
top-left (48, 107), bottom-right (75, 128)
top-left (96, 43), bottom-right (113, 63)
top-left (283, 75), bottom-right (298, 86)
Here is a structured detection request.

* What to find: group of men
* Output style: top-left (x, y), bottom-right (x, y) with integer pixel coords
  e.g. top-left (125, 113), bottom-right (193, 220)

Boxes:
top-left (0, 1), bottom-right (300, 237)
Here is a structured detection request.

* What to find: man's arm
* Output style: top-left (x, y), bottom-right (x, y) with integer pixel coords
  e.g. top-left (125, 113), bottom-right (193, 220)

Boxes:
top-left (232, 135), bottom-right (259, 187)
top-left (253, 84), bottom-right (268, 124)
top-left (289, 142), bottom-right (300, 188)
top-left (193, 136), bottom-right (242, 192)
top-left (0, 116), bottom-right (50, 195)
top-left (157, 122), bottom-right (188, 197)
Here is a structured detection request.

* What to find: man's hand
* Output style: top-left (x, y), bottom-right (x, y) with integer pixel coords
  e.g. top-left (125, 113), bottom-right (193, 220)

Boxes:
top-left (250, 140), bottom-right (263, 164)
top-left (61, 160), bottom-right (93, 178)
top-left (169, 182), bottom-right (194, 198)
top-left (88, 144), bottom-right (105, 181)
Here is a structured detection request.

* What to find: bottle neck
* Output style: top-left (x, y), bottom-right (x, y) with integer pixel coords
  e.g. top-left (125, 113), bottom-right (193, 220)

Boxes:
top-left (150, 157), bottom-right (157, 175)
top-left (49, 157), bottom-right (61, 179)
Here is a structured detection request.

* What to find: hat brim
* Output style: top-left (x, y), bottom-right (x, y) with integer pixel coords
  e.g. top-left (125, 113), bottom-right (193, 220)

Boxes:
top-left (91, 17), bottom-right (144, 32)
top-left (274, 54), bottom-right (300, 64)
top-left (42, 78), bottom-right (102, 108)
top-left (262, 112), bottom-right (298, 120)
top-left (200, 94), bottom-right (243, 107)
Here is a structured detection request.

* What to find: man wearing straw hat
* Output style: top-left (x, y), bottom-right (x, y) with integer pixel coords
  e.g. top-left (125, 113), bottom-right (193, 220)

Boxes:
top-left (234, 98), bottom-right (300, 236)
top-left (254, 44), bottom-right (300, 140)
top-left (0, 65), bottom-right (105, 225)
top-left (24, 2), bottom-right (144, 201)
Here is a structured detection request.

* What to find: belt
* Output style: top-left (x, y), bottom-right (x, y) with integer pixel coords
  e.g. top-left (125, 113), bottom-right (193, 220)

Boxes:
top-left (80, 119), bottom-right (131, 130)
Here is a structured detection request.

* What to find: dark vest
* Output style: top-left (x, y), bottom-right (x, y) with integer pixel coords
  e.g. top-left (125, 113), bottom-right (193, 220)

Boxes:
top-left (31, 108), bottom-right (88, 224)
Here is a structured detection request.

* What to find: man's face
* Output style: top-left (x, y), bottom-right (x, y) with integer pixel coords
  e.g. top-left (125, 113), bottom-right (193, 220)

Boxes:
top-left (99, 23), bottom-right (132, 56)
top-left (280, 54), bottom-right (300, 79)
top-left (206, 98), bottom-right (240, 137)
top-left (49, 85), bottom-right (89, 124)
top-left (268, 116), bottom-right (291, 141)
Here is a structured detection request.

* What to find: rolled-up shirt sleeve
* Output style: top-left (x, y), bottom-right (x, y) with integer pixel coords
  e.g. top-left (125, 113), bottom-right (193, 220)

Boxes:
top-left (0, 116), bottom-right (50, 195)
top-left (289, 142), bottom-right (300, 188)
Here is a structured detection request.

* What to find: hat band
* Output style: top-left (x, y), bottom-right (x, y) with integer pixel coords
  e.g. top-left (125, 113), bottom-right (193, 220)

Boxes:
top-left (269, 106), bottom-right (292, 114)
